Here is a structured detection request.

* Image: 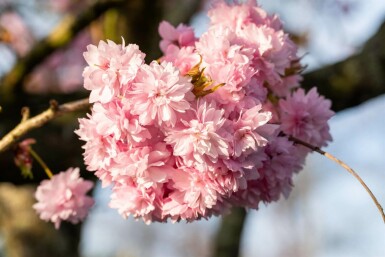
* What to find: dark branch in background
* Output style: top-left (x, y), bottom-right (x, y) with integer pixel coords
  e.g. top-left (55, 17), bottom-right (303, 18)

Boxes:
top-left (0, 98), bottom-right (89, 153)
top-left (302, 21), bottom-right (385, 111)
top-left (212, 208), bottom-right (246, 257)
top-left (0, 0), bottom-right (125, 101)
top-left (163, 0), bottom-right (204, 25)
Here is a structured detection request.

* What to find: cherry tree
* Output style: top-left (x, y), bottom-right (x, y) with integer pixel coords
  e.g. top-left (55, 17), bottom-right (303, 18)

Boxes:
top-left (0, 1), bottom-right (384, 256)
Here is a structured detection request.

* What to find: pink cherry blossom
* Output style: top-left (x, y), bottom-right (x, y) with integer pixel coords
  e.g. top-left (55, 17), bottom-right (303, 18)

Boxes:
top-left (161, 45), bottom-right (200, 75)
top-left (76, 111), bottom-right (119, 172)
top-left (109, 180), bottom-right (158, 224)
top-left (164, 100), bottom-right (229, 165)
top-left (279, 87), bottom-right (334, 146)
top-left (208, 0), bottom-right (282, 31)
top-left (82, 136), bottom-right (119, 171)
top-left (158, 21), bottom-right (196, 53)
top-left (232, 105), bottom-right (274, 157)
top-left (109, 144), bottom-right (172, 188)
top-left (128, 61), bottom-right (193, 127)
top-left (90, 101), bottom-right (151, 144)
top-left (83, 41), bottom-right (145, 103)
top-left (230, 136), bottom-right (304, 208)
top-left (163, 167), bottom-right (221, 221)
top-left (33, 168), bottom-right (94, 229)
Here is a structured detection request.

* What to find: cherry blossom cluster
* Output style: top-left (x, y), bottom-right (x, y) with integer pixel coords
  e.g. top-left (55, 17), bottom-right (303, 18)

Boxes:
top-left (33, 167), bottom-right (94, 229)
top-left (76, 0), bottom-right (334, 223)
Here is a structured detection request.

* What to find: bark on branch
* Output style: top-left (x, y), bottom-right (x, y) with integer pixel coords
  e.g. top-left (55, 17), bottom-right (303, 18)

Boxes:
top-left (212, 208), bottom-right (247, 257)
top-left (302, 21), bottom-right (385, 111)
top-left (0, 98), bottom-right (89, 153)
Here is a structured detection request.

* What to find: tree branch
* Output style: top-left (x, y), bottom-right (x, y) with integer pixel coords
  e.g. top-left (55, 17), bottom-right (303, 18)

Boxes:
top-left (0, 0), bottom-right (125, 101)
top-left (289, 136), bottom-right (385, 224)
top-left (302, 21), bottom-right (385, 111)
top-left (212, 208), bottom-right (246, 257)
top-left (0, 98), bottom-right (89, 153)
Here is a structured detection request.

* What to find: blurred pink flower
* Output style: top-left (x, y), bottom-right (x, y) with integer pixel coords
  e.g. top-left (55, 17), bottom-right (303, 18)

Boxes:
top-left (230, 136), bottom-right (305, 207)
top-left (47, 0), bottom-right (89, 13)
top-left (33, 167), bottom-right (94, 229)
top-left (158, 21), bottom-right (196, 53)
top-left (0, 12), bottom-right (34, 56)
top-left (25, 31), bottom-right (91, 94)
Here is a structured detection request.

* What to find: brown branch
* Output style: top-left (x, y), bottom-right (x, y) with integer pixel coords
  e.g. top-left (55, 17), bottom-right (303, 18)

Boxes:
top-left (0, 98), bottom-right (90, 153)
top-left (302, 20), bottom-right (385, 112)
top-left (20, 107), bottom-right (30, 123)
top-left (212, 207), bottom-right (246, 257)
top-left (289, 136), bottom-right (385, 224)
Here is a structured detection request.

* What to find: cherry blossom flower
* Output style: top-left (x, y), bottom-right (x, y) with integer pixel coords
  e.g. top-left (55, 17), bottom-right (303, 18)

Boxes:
top-left (163, 167), bottom-right (221, 221)
top-left (128, 61), bottom-right (193, 127)
top-left (83, 41), bottom-right (145, 103)
top-left (33, 168), bottom-right (94, 229)
top-left (232, 105), bottom-right (274, 157)
top-left (230, 136), bottom-right (304, 208)
top-left (279, 87), bottom-right (334, 146)
top-left (164, 100), bottom-right (229, 165)
top-left (158, 21), bottom-right (196, 53)
top-left (109, 181), bottom-right (158, 224)
top-left (109, 143), bottom-right (172, 188)
top-left (161, 45), bottom-right (200, 75)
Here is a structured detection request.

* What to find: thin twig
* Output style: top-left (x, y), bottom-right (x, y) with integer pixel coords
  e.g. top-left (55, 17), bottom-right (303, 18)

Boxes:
top-left (290, 136), bottom-right (385, 224)
top-left (29, 148), bottom-right (53, 179)
top-left (0, 98), bottom-right (90, 153)
top-left (20, 107), bottom-right (30, 123)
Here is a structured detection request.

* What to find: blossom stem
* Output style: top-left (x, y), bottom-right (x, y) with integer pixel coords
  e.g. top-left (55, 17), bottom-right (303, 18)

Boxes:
top-left (289, 136), bottom-right (385, 224)
top-left (29, 148), bottom-right (53, 179)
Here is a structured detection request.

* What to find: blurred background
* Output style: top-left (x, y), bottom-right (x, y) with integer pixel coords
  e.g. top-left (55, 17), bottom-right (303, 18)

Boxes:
top-left (0, 0), bottom-right (385, 256)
